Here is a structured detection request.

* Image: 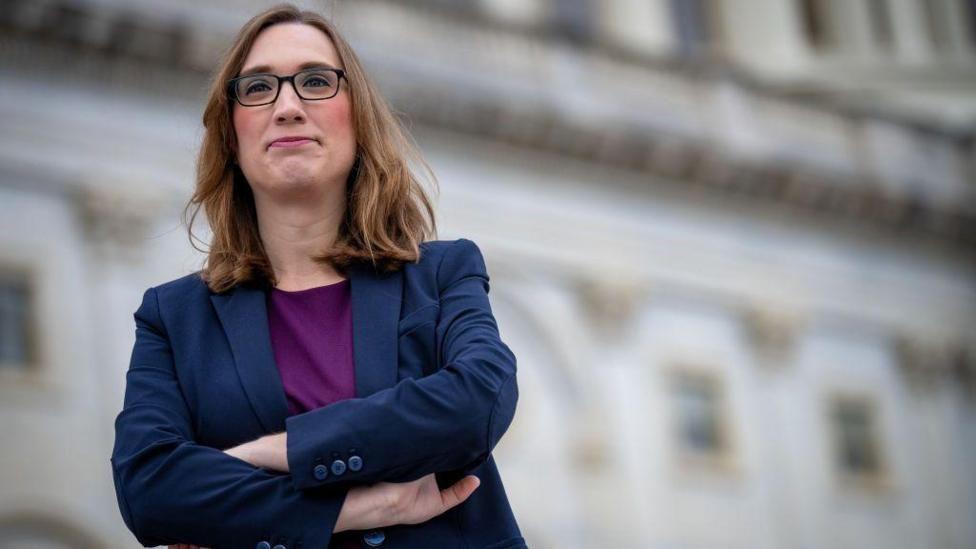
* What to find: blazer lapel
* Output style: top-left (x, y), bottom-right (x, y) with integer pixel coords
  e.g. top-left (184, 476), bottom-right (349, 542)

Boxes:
top-left (211, 286), bottom-right (290, 434)
top-left (209, 264), bottom-right (403, 434)
top-left (348, 263), bottom-right (402, 398)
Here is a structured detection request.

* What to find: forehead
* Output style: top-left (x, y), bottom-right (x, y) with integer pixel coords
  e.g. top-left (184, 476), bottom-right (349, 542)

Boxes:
top-left (241, 22), bottom-right (342, 72)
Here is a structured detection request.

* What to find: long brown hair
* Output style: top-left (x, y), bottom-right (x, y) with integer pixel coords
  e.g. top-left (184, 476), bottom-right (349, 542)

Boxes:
top-left (184, 3), bottom-right (437, 293)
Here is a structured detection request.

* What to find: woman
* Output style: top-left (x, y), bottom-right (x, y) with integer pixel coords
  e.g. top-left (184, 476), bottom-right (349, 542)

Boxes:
top-left (109, 4), bottom-right (524, 548)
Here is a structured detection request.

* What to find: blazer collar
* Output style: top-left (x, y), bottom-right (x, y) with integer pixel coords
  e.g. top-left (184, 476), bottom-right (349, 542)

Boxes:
top-left (209, 264), bottom-right (402, 433)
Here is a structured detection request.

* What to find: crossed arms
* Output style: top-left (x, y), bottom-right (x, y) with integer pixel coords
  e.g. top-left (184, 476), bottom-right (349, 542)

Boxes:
top-left (109, 239), bottom-right (518, 547)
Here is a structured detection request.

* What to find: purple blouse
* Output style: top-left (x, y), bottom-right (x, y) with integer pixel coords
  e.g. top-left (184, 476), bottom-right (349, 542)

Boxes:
top-left (266, 279), bottom-right (356, 417)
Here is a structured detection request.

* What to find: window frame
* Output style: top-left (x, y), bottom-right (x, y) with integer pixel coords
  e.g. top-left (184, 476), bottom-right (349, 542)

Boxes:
top-left (825, 391), bottom-right (892, 493)
top-left (0, 262), bottom-right (39, 374)
top-left (665, 365), bottom-right (738, 475)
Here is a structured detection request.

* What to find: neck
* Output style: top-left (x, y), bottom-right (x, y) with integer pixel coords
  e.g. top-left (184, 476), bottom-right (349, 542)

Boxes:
top-left (254, 189), bottom-right (347, 290)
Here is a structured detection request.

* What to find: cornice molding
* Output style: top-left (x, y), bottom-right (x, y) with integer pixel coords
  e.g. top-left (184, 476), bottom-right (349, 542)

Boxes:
top-left (398, 84), bottom-right (975, 251)
top-left (2, 0), bottom-right (973, 252)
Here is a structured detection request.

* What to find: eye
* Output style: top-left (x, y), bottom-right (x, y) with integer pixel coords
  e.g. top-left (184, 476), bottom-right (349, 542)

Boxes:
top-left (241, 76), bottom-right (274, 96)
top-left (245, 82), bottom-right (271, 94)
top-left (302, 74), bottom-right (333, 88)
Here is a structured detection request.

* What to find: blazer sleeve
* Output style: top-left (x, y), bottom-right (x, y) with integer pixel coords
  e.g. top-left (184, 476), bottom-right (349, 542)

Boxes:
top-left (110, 287), bottom-right (347, 548)
top-left (286, 238), bottom-right (519, 491)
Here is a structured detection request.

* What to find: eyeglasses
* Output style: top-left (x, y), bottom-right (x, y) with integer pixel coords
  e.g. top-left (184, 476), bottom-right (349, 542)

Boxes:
top-left (227, 67), bottom-right (346, 107)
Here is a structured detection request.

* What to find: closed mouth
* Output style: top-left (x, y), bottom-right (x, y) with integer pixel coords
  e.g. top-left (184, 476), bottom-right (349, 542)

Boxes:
top-left (268, 136), bottom-right (318, 148)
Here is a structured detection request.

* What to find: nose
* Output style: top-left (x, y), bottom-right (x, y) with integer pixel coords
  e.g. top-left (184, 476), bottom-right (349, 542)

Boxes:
top-left (272, 80), bottom-right (306, 123)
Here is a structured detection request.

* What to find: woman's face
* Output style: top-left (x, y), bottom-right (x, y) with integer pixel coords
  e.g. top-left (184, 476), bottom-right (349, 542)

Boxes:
top-left (232, 23), bottom-right (357, 204)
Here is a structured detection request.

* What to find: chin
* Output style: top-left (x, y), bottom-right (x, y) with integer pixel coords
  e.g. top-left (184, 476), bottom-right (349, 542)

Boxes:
top-left (271, 162), bottom-right (322, 185)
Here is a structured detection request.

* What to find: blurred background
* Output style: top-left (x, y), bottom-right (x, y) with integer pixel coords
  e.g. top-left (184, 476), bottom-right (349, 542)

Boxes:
top-left (1, 0), bottom-right (975, 547)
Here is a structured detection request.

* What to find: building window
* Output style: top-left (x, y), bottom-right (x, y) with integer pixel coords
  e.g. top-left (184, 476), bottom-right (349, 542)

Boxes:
top-left (670, 0), bottom-right (719, 57)
top-left (966, 0), bottom-right (976, 48)
top-left (798, 0), bottom-right (835, 50)
top-left (552, 0), bottom-right (592, 44)
top-left (828, 394), bottom-right (887, 487)
top-left (866, 0), bottom-right (894, 50)
top-left (923, 0), bottom-right (950, 51)
top-left (0, 269), bottom-right (34, 369)
top-left (669, 369), bottom-right (732, 469)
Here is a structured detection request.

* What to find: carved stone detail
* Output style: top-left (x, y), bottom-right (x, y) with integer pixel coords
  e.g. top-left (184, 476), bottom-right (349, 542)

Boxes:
top-left (74, 183), bottom-right (166, 261)
top-left (742, 305), bottom-right (802, 367)
top-left (894, 333), bottom-right (974, 395)
top-left (576, 276), bottom-right (646, 337)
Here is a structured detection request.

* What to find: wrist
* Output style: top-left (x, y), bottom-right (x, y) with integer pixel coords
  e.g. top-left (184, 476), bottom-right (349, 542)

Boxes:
top-left (334, 486), bottom-right (362, 533)
top-left (334, 485), bottom-right (390, 533)
top-left (255, 432), bottom-right (288, 471)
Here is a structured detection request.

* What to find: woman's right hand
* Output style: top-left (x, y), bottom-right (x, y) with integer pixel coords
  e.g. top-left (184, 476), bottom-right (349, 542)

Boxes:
top-left (334, 473), bottom-right (480, 533)
top-left (166, 473), bottom-right (479, 543)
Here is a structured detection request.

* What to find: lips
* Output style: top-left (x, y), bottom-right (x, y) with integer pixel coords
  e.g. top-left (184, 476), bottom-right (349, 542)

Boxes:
top-left (268, 136), bottom-right (318, 148)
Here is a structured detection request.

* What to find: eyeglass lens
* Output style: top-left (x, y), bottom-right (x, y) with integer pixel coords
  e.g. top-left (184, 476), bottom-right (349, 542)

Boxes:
top-left (235, 69), bottom-right (340, 105)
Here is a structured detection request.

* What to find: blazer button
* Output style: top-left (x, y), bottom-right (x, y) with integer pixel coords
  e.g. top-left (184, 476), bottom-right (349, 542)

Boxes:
top-left (313, 464), bottom-right (329, 481)
top-left (363, 530), bottom-right (385, 547)
top-left (255, 542), bottom-right (271, 549)
top-left (331, 458), bottom-right (347, 476)
top-left (348, 455), bottom-right (363, 472)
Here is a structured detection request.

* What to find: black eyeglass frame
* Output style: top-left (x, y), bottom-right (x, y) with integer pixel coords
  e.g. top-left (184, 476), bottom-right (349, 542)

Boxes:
top-left (227, 67), bottom-right (347, 107)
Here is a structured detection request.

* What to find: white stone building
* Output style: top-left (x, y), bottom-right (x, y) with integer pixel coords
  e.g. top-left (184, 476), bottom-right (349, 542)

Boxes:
top-left (0, 1), bottom-right (974, 548)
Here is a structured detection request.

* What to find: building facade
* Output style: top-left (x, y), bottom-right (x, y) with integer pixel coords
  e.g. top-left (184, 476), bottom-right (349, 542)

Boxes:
top-left (0, 0), bottom-right (974, 547)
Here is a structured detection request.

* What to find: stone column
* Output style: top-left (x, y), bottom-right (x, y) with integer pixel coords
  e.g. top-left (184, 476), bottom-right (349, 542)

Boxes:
top-left (74, 181), bottom-right (167, 536)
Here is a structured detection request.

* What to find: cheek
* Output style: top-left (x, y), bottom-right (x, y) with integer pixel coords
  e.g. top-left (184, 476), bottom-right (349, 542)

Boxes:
top-left (232, 108), bottom-right (262, 152)
top-left (318, 99), bottom-right (356, 142)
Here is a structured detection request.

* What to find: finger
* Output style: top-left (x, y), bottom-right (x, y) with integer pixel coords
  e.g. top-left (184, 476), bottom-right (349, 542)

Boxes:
top-left (440, 475), bottom-right (480, 509)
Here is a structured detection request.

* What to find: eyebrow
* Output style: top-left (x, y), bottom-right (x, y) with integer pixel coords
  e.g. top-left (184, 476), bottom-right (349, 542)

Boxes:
top-left (238, 61), bottom-right (341, 77)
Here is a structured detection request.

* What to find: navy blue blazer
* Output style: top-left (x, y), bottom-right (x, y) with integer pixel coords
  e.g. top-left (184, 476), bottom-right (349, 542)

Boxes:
top-left (110, 238), bottom-right (525, 549)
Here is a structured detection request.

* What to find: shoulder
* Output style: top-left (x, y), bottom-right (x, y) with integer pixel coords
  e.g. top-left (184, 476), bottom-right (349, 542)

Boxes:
top-left (139, 271), bottom-right (211, 316)
top-left (128, 271), bottom-right (209, 333)
top-left (418, 238), bottom-right (481, 261)
top-left (408, 238), bottom-right (490, 295)
top-left (152, 270), bottom-right (209, 297)
top-left (415, 238), bottom-right (488, 277)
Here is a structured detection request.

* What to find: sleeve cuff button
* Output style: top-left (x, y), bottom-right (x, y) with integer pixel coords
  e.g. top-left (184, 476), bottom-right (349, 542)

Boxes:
top-left (363, 530), bottom-right (386, 546)
top-left (313, 463), bottom-right (329, 481)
